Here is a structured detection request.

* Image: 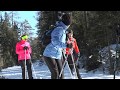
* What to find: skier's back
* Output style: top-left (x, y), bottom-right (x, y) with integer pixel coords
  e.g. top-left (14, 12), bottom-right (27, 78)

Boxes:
top-left (43, 13), bottom-right (72, 79)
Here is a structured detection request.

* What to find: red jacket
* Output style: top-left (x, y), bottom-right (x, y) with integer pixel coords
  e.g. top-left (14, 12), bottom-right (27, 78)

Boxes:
top-left (16, 40), bottom-right (32, 61)
top-left (66, 37), bottom-right (80, 55)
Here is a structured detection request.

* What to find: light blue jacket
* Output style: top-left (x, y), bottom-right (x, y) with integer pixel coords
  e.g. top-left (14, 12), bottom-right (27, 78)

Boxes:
top-left (43, 21), bottom-right (69, 59)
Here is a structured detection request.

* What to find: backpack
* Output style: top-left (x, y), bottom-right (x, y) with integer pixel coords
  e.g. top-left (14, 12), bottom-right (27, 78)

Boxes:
top-left (41, 26), bottom-right (55, 47)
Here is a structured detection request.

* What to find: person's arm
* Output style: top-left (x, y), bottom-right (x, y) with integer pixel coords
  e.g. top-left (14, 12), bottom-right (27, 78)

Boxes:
top-left (16, 43), bottom-right (19, 54)
top-left (28, 44), bottom-right (32, 54)
top-left (74, 39), bottom-right (80, 54)
top-left (51, 27), bottom-right (67, 48)
top-left (73, 38), bottom-right (80, 61)
top-left (24, 42), bottom-right (32, 54)
top-left (16, 43), bottom-right (24, 55)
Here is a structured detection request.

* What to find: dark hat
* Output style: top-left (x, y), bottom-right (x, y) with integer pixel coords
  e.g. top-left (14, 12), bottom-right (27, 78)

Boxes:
top-left (62, 13), bottom-right (72, 26)
top-left (67, 29), bottom-right (73, 34)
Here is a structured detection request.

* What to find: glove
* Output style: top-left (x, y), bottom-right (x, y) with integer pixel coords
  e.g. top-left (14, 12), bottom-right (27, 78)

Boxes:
top-left (74, 52), bottom-right (80, 61)
top-left (76, 52), bottom-right (80, 60)
top-left (23, 46), bottom-right (29, 50)
top-left (75, 53), bottom-right (80, 69)
top-left (66, 43), bottom-right (73, 48)
top-left (78, 52), bottom-right (80, 57)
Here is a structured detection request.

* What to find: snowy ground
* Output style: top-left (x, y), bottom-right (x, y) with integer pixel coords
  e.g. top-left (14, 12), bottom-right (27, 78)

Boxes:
top-left (1, 44), bottom-right (119, 79)
top-left (0, 60), bottom-right (120, 79)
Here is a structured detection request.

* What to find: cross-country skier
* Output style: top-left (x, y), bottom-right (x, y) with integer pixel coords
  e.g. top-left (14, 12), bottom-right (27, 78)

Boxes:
top-left (16, 34), bottom-right (33, 79)
top-left (43, 13), bottom-right (72, 79)
top-left (65, 29), bottom-right (82, 79)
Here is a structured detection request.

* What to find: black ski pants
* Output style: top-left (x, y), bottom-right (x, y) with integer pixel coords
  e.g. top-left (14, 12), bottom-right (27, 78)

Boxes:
top-left (19, 60), bottom-right (33, 79)
top-left (64, 54), bottom-right (82, 79)
top-left (44, 56), bottom-right (64, 79)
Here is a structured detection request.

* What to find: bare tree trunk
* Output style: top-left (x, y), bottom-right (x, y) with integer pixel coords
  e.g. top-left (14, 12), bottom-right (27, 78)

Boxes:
top-left (83, 11), bottom-right (89, 70)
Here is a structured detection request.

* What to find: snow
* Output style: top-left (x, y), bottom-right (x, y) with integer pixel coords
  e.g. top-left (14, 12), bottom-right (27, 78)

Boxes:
top-left (1, 44), bottom-right (120, 79)
top-left (0, 60), bottom-right (120, 79)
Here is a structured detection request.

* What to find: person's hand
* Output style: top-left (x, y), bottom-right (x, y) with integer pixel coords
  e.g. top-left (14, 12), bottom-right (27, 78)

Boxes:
top-left (76, 52), bottom-right (80, 60)
top-left (78, 52), bottom-right (80, 57)
top-left (23, 46), bottom-right (29, 50)
top-left (66, 43), bottom-right (73, 48)
top-left (74, 52), bottom-right (80, 61)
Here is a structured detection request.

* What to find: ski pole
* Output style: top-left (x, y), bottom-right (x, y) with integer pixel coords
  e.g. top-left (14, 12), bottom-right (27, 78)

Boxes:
top-left (59, 54), bottom-right (69, 78)
top-left (113, 59), bottom-right (117, 79)
top-left (59, 50), bottom-right (74, 79)
top-left (69, 48), bottom-right (78, 79)
top-left (66, 60), bottom-right (75, 79)
top-left (59, 51), bottom-right (68, 78)
top-left (30, 59), bottom-right (37, 79)
top-left (66, 59), bottom-right (75, 79)
top-left (25, 49), bottom-right (27, 79)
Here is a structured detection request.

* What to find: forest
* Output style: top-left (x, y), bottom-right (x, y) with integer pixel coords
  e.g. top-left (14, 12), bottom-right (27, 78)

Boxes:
top-left (0, 11), bottom-right (120, 74)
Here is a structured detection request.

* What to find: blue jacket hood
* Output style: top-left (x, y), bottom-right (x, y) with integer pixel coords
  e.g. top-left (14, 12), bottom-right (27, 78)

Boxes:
top-left (56, 21), bottom-right (69, 30)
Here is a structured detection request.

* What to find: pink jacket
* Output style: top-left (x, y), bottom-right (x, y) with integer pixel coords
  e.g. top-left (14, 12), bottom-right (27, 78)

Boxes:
top-left (16, 40), bottom-right (32, 61)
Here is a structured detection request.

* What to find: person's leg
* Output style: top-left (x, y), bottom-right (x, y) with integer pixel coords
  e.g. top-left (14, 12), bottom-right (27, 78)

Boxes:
top-left (56, 59), bottom-right (64, 79)
top-left (74, 61), bottom-right (82, 79)
top-left (68, 55), bottom-right (82, 79)
top-left (61, 52), bottom-right (65, 64)
top-left (26, 60), bottom-right (33, 79)
top-left (67, 55), bottom-right (74, 74)
top-left (44, 56), bottom-right (58, 79)
top-left (19, 60), bottom-right (25, 79)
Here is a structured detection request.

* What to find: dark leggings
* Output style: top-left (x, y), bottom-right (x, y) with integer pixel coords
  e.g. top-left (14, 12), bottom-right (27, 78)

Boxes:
top-left (66, 55), bottom-right (82, 79)
top-left (44, 56), bottom-right (64, 79)
top-left (19, 60), bottom-right (33, 79)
